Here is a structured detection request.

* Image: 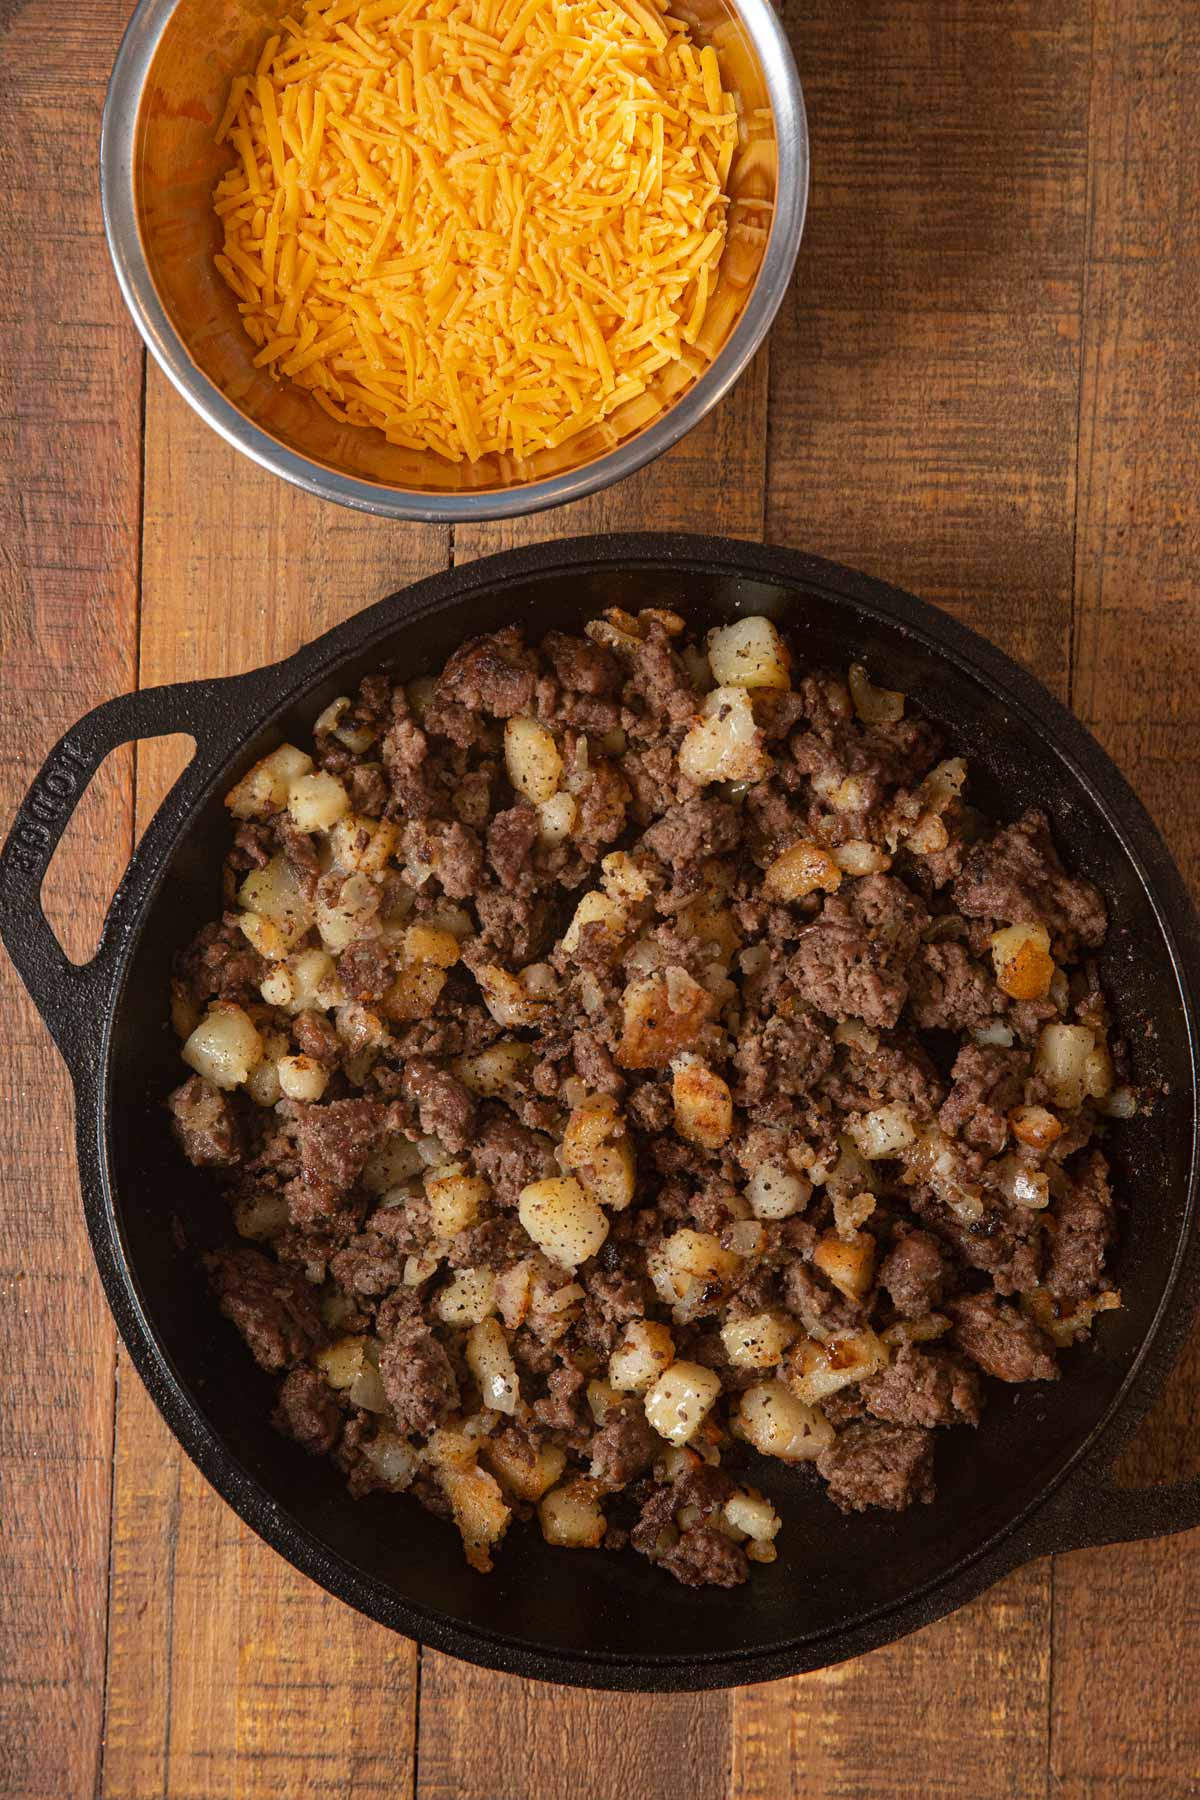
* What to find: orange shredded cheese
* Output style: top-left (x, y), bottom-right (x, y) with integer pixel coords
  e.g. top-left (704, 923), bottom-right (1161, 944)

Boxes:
top-left (213, 0), bottom-right (740, 464)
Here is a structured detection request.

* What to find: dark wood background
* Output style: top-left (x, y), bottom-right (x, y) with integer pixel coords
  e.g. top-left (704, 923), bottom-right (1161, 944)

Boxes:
top-left (3, 1), bottom-right (1199, 1794)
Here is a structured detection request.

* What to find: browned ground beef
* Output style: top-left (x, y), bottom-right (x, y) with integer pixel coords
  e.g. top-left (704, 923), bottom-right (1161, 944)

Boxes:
top-left (167, 611), bottom-right (1131, 1586)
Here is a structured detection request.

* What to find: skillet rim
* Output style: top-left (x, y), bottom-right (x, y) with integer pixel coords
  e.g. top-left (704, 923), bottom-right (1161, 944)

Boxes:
top-left (9, 531), bottom-right (1200, 1689)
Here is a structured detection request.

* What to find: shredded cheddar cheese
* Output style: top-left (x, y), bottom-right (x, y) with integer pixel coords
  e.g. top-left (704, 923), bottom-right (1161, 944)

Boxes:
top-left (213, 0), bottom-right (741, 465)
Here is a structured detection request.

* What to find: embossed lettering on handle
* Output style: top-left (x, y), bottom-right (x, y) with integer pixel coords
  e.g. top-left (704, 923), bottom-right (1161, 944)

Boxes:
top-left (4, 740), bottom-right (94, 877)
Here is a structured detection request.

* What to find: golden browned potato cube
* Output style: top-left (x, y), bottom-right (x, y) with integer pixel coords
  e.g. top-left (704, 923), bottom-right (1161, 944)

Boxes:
top-left (671, 1053), bottom-right (733, 1149)
top-left (616, 967), bottom-right (716, 1070)
top-left (762, 838), bottom-right (843, 903)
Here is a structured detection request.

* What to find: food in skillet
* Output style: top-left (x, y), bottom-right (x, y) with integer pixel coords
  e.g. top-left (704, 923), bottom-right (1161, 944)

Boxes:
top-left (167, 609), bottom-right (1133, 1586)
top-left (212, 0), bottom-right (757, 466)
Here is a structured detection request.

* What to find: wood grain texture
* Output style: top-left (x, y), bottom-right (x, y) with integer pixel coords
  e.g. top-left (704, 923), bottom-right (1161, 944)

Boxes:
top-left (3, 0), bottom-right (1200, 1792)
top-left (733, 6), bottom-right (1092, 1790)
top-left (733, 1565), bottom-right (1051, 1800)
top-left (1051, 3), bottom-right (1200, 1794)
top-left (414, 298), bottom-right (768, 1800)
top-left (0, 3), bottom-right (144, 1796)
top-left (97, 370), bottom-right (445, 1800)
top-left (767, 0), bottom-right (1092, 680)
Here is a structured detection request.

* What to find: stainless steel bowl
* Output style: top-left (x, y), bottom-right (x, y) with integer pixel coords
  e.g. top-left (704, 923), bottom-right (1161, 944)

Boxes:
top-left (100, 0), bottom-right (807, 522)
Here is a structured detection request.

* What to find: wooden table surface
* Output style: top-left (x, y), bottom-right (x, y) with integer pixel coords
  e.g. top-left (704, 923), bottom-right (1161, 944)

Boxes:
top-left (4, 0), bottom-right (1200, 1794)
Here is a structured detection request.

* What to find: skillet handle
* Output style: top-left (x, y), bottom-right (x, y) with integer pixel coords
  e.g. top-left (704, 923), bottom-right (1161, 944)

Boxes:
top-left (1034, 1461), bottom-right (1200, 1555)
top-left (0, 675), bottom-right (266, 1082)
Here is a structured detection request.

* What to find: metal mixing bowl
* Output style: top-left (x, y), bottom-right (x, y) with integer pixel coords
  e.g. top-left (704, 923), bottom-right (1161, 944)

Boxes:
top-left (100, 0), bottom-right (807, 521)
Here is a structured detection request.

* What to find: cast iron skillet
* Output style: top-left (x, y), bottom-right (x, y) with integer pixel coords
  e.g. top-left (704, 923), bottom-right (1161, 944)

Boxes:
top-left (3, 533), bottom-right (1200, 1692)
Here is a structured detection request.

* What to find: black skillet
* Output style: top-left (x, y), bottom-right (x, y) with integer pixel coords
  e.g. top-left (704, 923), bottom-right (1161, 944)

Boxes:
top-left (3, 533), bottom-right (1199, 1691)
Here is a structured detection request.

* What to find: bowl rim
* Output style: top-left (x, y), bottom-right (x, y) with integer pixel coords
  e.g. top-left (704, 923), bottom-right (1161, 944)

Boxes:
top-left (98, 0), bottom-right (809, 522)
top-left (26, 533), bottom-right (1196, 1692)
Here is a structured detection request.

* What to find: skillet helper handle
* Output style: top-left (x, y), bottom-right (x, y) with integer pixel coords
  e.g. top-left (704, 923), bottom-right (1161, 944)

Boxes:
top-left (0, 677), bottom-right (257, 1081)
top-left (1042, 1466), bottom-right (1200, 1555)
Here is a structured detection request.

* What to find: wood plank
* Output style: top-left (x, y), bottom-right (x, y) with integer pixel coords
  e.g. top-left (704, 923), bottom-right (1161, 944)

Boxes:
top-left (732, 1566), bottom-right (1051, 1800)
top-left (735, 4), bottom-right (1093, 1789)
top-left (1051, 2), bottom-right (1200, 1793)
top-left (0, 4), bottom-right (144, 1796)
top-left (98, 369), bottom-right (446, 1800)
top-left (417, 267), bottom-right (768, 1800)
top-left (766, 0), bottom-right (1092, 683)
top-left (415, 1661), bottom-right (731, 1800)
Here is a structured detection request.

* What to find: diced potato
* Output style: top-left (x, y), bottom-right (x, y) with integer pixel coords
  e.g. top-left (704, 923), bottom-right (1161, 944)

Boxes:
top-left (831, 840), bottom-right (892, 876)
top-left (562, 1100), bottom-right (637, 1211)
top-left (518, 1176), bottom-right (609, 1270)
top-left (1020, 1287), bottom-right (1121, 1348)
top-left (1009, 1104), bottom-right (1064, 1150)
top-left (315, 872), bottom-right (379, 952)
top-left (363, 1134), bottom-right (425, 1194)
top-left (237, 913), bottom-right (293, 962)
top-left (601, 850), bottom-right (653, 904)
top-left (706, 617), bottom-right (790, 690)
top-left (404, 924), bottom-right (462, 968)
top-left (473, 961), bottom-right (546, 1028)
top-left (848, 662), bottom-right (904, 725)
top-left (259, 965), bottom-right (296, 1008)
top-left (234, 1189), bottom-right (289, 1240)
top-left (319, 700), bottom-right (368, 759)
top-left (494, 1260), bottom-right (535, 1330)
top-left (812, 1229), bottom-right (876, 1300)
top-left (465, 1318), bottom-right (520, 1415)
top-left (586, 1379), bottom-right (621, 1424)
top-left (782, 1328), bottom-right (889, 1405)
top-left (454, 1039), bottom-right (532, 1097)
top-left (314, 1334), bottom-right (370, 1391)
top-left (420, 902), bottom-right (473, 942)
top-left (724, 1488), bottom-right (782, 1544)
top-left (505, 716), bottom-right (564, 804)
top-left (881, 1312), bottom-right (951, 1349)
top-left (762, 838), bottom-right (843, 902)
top-left (277, 1053), bottom-right (329, 1102)
top-left (226, 744), bottom-right (313, 819)
top-left (663, 1228), bottom-right (741, 1295)
top-left (732, 1381), bottom-right (834, 1462)
top-left (539, 1478), bottom-right (606, 1548)
top-left (609, 1320), bottom-right (676, 1393)
top-left (182, 1003), bottom-right (263, 1091)
top-left (425, 1168), bottom-right (490, 1236)
top-left (990, 921), bottom-right (1055, 1001)
top-left (330, 813), bottom-right (399, 875)
top-left (383, 960), bottom-right (447, 1022)
top-left (643, 1360), bottom-right (722, 1446)
top-left (678, 686), bottom-right (771, 785)
top-left (725, 1218), bottom-right (767, 1258)
top-left (847, 1104), bottom-right (916, 1160)
top-left (720, 1311), bottom-right (798, 1370)
top-left (672, 1053), bottom-right (733, 1149)
top-left (617, 967), bottom-right (715, 1069)
top-left (245, 1058), bottom-right (282, 1107)
top-left (361, 1430), bottom-right (420, 1491)
top-left (1084, 1041), bottom-right (1115, 1101)
top-left (435, 1268), bottom-right (497, 1325)
top-left (902, 1127), bottom-right (984, 1224)
top-left (1035, 1022), bottom-right (1096, 1110)
top-left (484, 1432), bottom-right (566, 1501)
top-left (537, 791), bottom-right (578, 846)
top-left (561, 889), bottom-right (629, 958)
top-left (291, 947), bottom-right (340, 1011)
top-left (997, 1155), bottom-right (1051, 1210)
top-left (428, 1437), bottom-right (512, 1573)
top-left (238, 854), bottom-right (314, 954)
top-left (745, 1160), bottom-right (811, 1220)
top-left (287, 770), bottom-right (350, 833)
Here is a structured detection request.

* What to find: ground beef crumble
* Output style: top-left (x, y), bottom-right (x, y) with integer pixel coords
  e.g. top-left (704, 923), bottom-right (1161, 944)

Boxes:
top-left (167, 610), bottom-right (1129, 1588)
